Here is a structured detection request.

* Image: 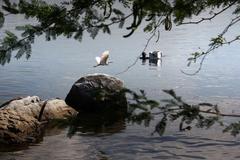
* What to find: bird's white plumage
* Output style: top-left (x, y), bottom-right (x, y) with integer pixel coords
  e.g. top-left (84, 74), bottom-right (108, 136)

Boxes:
top-left (95, 50), bottom-right (109, 65)
top-left (95, 56), bottom-right (101, 64)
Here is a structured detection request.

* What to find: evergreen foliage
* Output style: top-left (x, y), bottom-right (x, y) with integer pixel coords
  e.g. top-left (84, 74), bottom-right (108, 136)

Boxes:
top-left (126, 89), bottom-right (240, 136)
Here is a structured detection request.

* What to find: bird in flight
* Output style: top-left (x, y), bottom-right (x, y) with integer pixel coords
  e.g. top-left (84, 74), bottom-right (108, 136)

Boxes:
top-left (94, 50), bottom-right (112, 67)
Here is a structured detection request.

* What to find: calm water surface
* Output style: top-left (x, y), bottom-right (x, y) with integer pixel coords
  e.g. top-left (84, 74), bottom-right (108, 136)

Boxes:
top-left (1, 5), bottom-right (240, 160)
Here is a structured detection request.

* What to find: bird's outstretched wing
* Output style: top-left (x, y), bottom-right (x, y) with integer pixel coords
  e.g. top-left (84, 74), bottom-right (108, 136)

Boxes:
top-left (100, 50), bottom-right (109, 64)
top-left (95, 56), bottom-right (101, 64)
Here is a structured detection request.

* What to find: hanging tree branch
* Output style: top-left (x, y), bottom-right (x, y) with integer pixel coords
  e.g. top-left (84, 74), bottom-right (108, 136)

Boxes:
top-left (182, 15), bottom-right (240, 75)
top-left (0, 0), bottom-right (133, 65)
top-left (178, 1), bottom-right (237, 25)
top-left (115, 17), bottom-right (163, 75)
top-left (127, 89), bottom-right (240, 136)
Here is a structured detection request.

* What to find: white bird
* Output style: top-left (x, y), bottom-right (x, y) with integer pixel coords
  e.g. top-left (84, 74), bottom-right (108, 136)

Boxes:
top-left (94, 50), bottom-right (112, 67)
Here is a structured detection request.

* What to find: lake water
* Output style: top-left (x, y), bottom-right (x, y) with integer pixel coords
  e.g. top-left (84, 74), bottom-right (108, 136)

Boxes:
top-left (1, 4), bottom-right (240, 160)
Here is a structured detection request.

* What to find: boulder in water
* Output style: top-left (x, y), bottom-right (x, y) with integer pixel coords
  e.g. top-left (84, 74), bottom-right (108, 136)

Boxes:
top-left (65, 74), bottom-right (127, 112)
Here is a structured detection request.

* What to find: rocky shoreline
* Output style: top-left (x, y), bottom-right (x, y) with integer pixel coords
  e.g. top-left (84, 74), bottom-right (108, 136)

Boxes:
top-left (0, 74), bottom-right (126, 145)
top-left (0, 96), bottom-right (77, 145)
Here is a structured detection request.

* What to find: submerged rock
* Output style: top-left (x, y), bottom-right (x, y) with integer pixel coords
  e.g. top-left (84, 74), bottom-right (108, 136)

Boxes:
top-left (65, 74), bottom-right (127, 112)
top-left (0, 96), bottom-right (77, 145)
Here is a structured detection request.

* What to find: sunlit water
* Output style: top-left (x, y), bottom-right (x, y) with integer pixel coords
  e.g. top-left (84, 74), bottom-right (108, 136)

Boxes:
top-left (1, 4), bottom-right (240, 160)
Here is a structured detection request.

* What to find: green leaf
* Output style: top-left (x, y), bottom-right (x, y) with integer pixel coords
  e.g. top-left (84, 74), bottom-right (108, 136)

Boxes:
top-left (0, 12), bottom-right (4, 28)
top-left (198, 103), bottom-right (214, 107)
top-left (16, 25), bottom-right (26, 31)
top-left (3, 31), bottom-right (18, 46)
top-left (5, 31), bottom-right (18, 40)
top-left (118, 19), bottom-right (125, 28)
top-left (0, 50), bottom-right (11, 65)
top-left (111, 17), bottom-right (118, 22)
top-left (143, 22), bottom-right (154, 32)
top-left (154, 115), bottom-right (167, 136)
top-left (89, 27), bottom-right (99, 39)
top-left (74, 28), bottom-right (83, 42)
top-left (112, 8), bottom-right (124, 16)
top-left (3, 0), bottom-right (11, 7)
top-left (25, 43), bottom-right (31, 59)
top-left (2, 5), bottom-right (19, 14)
top-left (15, 47), bottom-right (25, 59)
top-left (102, 25), bottom-right (111, 34)
top-left (233, 5), bottom-right (240, 14)
top-left (146, 100), bottom-right (159, 108)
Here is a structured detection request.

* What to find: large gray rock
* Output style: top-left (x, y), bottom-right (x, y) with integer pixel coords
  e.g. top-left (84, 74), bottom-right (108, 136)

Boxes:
top-left (0, 96), bottom-right (77, 145)
top-left (65, 74), bottom-right (127, 112)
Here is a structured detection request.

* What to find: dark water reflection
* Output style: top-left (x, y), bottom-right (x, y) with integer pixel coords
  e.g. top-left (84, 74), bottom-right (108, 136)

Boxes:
top-left (1, 102), bottom-right (240, 160)
top-left (1, 103), bottom-right (240, 160)
top-left (141, 59), bottom-right (162, 67)
top-left (67, 112), bottom-right (126, 137)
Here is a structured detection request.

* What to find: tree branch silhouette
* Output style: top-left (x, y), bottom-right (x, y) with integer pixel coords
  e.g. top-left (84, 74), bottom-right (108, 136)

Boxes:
top-left (182, 15), bottom-right (240, 75)
top-left (178, 1), bottom-right (237, 25)
top-left (115, 17), bottom-right (163, 75)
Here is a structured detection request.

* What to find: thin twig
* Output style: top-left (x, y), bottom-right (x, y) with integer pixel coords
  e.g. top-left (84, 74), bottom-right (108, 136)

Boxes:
top-left (115, 30), bottom-right (156, 75)
top-left (153, 108), bottom-right (240, 118)
top-left (181, 52), bottom-right (208, 75)
top-left (199, 110), bottom-right (240, 117)
top-left (219, 15), bottom-right (240, 36)
top-left (178, 1), bottom-right (237, 25)
top-left (89, 13), bottom-right (133, 29)
top-left (182, 15), bottom-right (240, 75)
top-left (225, 36), bottom-right (240, 44)
top-left (115, 17), bottom-right (163, 75)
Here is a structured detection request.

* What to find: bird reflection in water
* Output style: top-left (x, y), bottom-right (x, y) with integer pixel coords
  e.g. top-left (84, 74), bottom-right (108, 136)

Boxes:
top-left (149, 58), bottom-right (162, 66)
top-left (140, 51), bottom-right (162, 67)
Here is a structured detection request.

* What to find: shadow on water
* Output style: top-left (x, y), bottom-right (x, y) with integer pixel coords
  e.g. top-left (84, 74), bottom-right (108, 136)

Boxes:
top-left (0, 109), bottom-right (127, 153)
top-left (1, 112), bottom-right (240, 159)
top-left (0, 144), bottom-right (30, 152)
top-left (67, 110), bottom-right (127, 137)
